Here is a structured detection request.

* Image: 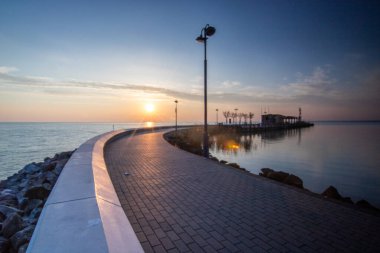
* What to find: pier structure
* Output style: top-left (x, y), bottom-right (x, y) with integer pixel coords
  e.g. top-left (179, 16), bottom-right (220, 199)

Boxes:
top-left (105, 129), bottom-right (380, 253)
top-left (27, 127), bottom-right (380, 252)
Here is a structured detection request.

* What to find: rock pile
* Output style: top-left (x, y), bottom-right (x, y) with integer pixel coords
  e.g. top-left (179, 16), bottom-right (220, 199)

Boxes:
top-left (0, 150), bottom-right (74, 253)
top-left (322, 185), bottom-right (379, 211)
top-left (259, 168), bottom-right (304, 189)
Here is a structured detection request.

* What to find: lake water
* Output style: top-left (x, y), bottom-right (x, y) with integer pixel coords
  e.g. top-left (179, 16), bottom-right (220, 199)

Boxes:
top-left (1, 122), bottom-right (379, 207)
top-left (0, 122), bottom-right (169, 180)
top-left (210, 122), bottom-right (380, 207)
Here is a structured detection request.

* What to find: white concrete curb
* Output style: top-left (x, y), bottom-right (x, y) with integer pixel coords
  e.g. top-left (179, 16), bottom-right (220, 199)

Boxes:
top-left (27, 129), bottom-right (144, 253)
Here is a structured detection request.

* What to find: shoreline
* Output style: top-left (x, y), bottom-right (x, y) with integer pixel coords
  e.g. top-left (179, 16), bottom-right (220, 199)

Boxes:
top-left (164, 127), bottom-right (379, 213)
top-left (0, 150), bottom-right (74, 253)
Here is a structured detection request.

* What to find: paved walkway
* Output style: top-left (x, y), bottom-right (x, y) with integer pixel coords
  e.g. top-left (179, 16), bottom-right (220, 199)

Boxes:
top-left (105, 130), bottom-right (380, 253)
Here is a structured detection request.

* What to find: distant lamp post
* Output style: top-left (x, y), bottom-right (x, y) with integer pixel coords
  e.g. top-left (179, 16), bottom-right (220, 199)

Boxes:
top-left (216, 108), bottom-right (219, 125)
top-left (196, 24), bottom-right (216, 157)
top-left (174, 100), bottom-right (178, 131)
top-left (234, 108), bottom-right (238, 124)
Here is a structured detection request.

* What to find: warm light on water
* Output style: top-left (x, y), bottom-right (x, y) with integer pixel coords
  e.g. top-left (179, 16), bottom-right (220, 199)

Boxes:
top-left (144, 121), bottom-right (154, 128)
top-left (210, 122), bottom-right (380, 207)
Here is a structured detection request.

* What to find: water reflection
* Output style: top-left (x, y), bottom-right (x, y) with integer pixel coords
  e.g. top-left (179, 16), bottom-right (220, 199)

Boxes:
top-left (210, 123), bottom-right (380, 207)
top-left (144, 121), bottom-right (155, 128)
top-left (210, 129), bottom-right (302, 155)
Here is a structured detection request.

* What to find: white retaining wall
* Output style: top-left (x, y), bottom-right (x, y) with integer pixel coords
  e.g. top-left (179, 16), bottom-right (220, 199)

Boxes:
top-left (27, 129), bottom-right (145, 253)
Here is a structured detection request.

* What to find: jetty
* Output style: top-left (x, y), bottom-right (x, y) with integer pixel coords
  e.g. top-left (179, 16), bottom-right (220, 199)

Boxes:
top-left (25, 127), bottom-right (379, 253)
top-left (105, 129), bottom-right (379, 252)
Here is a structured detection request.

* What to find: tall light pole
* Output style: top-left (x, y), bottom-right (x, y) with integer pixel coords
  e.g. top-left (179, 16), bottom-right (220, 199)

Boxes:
top-left (216, 108), bottom-right (219, 125)
top-left (174, 100), bottom-right (178, 132)
top-left (196, 24), bottom-right (216, 157)
top-left (234, 108), bottom-right (238, 124)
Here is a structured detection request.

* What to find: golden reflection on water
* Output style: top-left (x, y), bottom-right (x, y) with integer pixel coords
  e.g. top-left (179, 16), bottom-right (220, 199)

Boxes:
top-left (144, 121), bottom-right (154, 128)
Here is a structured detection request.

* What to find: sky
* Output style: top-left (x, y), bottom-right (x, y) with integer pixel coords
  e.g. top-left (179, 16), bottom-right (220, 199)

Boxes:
top-left (0, 0), bottom-right (379, 122)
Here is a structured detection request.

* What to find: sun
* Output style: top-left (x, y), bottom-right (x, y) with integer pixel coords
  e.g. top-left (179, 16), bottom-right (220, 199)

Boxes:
top-left (145, 103), bottom-right (155, 113)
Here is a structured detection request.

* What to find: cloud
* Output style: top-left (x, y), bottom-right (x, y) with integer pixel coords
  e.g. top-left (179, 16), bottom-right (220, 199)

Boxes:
top-left (1, 66), bottom-right (379, 110)
top-left (221, 80), bottom-right (241, 88)
top-left (0, 71), bottom-right (202, 101)
top-left (0, 66), bottom-right (18, 74)
top-left (282, 67), bottom-right (338, 98)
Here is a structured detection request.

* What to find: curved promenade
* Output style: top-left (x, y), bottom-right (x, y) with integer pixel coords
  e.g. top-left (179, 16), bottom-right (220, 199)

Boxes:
top-left (105, 129), bottom-right (380, 253)
top-left (27, 130), bottom-right (144, 253)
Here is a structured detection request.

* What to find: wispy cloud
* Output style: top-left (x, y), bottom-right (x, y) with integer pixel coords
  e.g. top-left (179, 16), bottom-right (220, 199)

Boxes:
top-left (281, 67), bottom-right (338, 98)
top-left (1, 66), bottom-right (379, 109)
top-left (0, 71), bottom-right (202, 101)
top-left (0, 66), bottom-right (18, 74)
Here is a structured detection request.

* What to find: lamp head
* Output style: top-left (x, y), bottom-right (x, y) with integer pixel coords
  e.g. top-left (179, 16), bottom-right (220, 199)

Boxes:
top-left (205, 26), bottom-right (216, 36)
top-left (196, 35), bottom-right (205, 43)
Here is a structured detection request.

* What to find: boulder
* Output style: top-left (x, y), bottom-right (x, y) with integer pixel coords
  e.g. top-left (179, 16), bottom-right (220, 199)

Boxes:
top-left (209, 157), bottom-right (219, 162)
top-left (259, 168), bottom-right (274, 177)
top-left (228, 163), bottom-right (240, 169)
top-left (54, 151), bottom-right (72, 160)
top-left (0, 236), bottom-right (10, 252)
top-left (0, 205), bottom-right (22, 221)
top-left (321, 186), bottom-right (342, 200)
top-left (10, 225), bottom-right (35, 251)
top-left (43, 171), bottom-right (58, 185)
top-left (53, 162), bottom-right (65, 175)
top-left (24, 185), bottom-right (50, 200)
top-left (219, 160), bottom-right (228, 164)
top-left (24, 199), bottom-right (43, 215)
top-left (356, 199), bottom-right (379, 211)
top-left (2, 213), bottom-right (24, 238)
top-left (18, 243), bottom-right (29, 253)
top-left (267, 171), bottom-right (289, 182)
top-left (29, 207), bottom-right (42, 220)
top-left (21, 164), bottom-right (41, 174)
top-left (284, 174), bottom-right (304, 189)
top-left (18, 198), bottom-right (28, 211)
top-left (0, 192), bottom-right (18, 207)
top-left (41, 162), bottom-right (56, 172)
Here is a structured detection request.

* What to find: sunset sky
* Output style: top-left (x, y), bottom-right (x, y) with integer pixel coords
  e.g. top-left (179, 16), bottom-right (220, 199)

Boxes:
top-left (1, 0), bottom-right (379, 122)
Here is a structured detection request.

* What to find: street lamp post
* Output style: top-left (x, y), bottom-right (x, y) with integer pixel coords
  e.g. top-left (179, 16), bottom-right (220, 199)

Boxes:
top-left (216, 108), bottom-right (219, 125)
top-left (234, 108), bottom-right (238, 125)
top-left (196, 24), bottom-right (216, 157)
top-left (174, 100), bottom-right (178, 132)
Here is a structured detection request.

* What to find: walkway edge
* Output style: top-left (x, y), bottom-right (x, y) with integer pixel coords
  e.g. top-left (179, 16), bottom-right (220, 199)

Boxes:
top-left (27, 129), bottom-right (148, 253)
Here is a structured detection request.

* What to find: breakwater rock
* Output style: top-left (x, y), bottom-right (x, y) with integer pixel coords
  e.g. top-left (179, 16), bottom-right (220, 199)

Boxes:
top-left (321, 185), bottom-right (379, 212)
top-left (260, 169), bottom-right (379, 212)
top-left (259, 168), bottom-right (304, 189)
top-left (0, 150), bottom-right (74, 253)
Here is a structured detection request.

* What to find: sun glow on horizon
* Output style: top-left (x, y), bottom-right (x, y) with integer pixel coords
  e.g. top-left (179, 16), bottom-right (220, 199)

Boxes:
top-left (145, 103), bottom-right (155, 113)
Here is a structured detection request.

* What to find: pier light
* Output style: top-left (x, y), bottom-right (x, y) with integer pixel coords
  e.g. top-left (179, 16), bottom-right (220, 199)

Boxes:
top-left (174, 100), bottom-right (178, 131)
top-left (196, 24), bottom-right (216, 157)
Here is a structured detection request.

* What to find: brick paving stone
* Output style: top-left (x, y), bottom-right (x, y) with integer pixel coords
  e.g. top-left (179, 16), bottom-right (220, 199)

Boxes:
top-left (141, 241), bottom-right (154, 253)
top-left (167, 248), bottom-right (180, 253)
top-left (160, 237), bottom-right (175, 251)
top-left (166, 230), bottom-right (180, 241)
top-left (135, 231), bottom-right (147, 242)
top-left (147, 234), bottom-right (161, 247)
top-left (220, 240), bottom-right (239, 252)
top-left (188, 242), bottom-right (204, 252)
top-left (173, 240), bottom-right (190, 252)
top-left (152, 245), bottom-right (166, 253)
top-left (105, 130), bottom-right (380, 253)
top-left (179, 232), bottom-right (194, 244)
top-left (207, 237), bottom-right (224, 251)
top-left (154, 228), bottom-right (166, 239)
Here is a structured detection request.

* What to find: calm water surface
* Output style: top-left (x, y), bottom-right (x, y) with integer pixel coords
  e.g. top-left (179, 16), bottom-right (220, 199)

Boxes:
top-left (210, 122), bottom-right (380, 207)
top-left (0, 122), bottom-right (166, 179)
